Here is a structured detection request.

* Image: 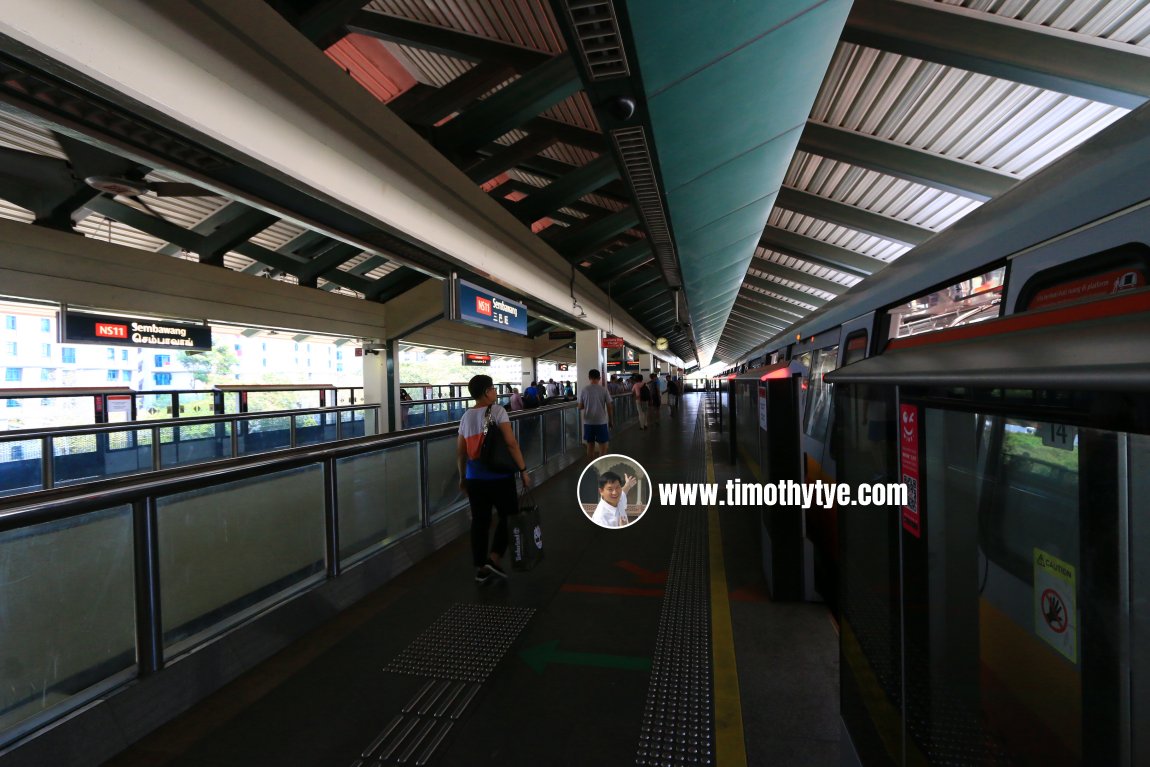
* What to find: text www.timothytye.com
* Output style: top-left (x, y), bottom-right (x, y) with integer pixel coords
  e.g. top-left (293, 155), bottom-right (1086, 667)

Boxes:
top-left (658, 480), bottom-right (908, 509)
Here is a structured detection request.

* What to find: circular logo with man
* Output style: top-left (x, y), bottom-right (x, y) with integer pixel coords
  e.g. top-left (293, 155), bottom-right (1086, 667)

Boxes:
top-left (578, 454), bottom-right (652, 529)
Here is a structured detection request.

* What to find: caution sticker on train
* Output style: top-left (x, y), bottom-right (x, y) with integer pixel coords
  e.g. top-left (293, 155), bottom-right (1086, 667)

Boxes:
top-left (1033, 548), bottom-right (1077, 663)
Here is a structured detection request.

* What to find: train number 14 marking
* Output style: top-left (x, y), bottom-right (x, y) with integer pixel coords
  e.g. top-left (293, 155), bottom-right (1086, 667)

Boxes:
top-left (1040, 422), bottom-right (1077, 451)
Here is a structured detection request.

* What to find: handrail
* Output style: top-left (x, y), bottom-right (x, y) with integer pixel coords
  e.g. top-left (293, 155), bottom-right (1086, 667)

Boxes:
top-left (0, 403), bottom-right (379, 441)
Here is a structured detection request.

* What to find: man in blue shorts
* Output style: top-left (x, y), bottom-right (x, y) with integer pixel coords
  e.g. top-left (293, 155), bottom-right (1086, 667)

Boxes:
top-left (578, 368), bottom-right (613, 459)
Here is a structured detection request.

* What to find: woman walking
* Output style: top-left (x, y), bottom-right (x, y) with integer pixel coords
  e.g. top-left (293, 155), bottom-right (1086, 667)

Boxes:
top-left (456, 374), bottom-right (533, 583)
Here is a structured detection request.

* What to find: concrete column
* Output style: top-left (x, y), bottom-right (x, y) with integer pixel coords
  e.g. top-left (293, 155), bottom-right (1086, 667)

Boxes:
top-left (576, 329), bottom-right (604, 380)
top-left (521, 356), bottom-right (536, 392)
top-left (640, 353), bottom-right (654, 376)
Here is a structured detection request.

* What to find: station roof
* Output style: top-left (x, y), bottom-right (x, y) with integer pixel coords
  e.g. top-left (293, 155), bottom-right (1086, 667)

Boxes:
top-left (0, 0), bottom-right (1147, 369)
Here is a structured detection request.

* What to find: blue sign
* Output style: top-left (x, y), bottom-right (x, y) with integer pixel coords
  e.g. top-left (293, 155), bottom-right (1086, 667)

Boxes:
top-left (456, 278), bottom-right (528, 336)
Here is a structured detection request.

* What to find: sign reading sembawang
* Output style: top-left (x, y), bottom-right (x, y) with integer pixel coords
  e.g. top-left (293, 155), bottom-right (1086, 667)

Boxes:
top-left (452, 278), bottom-right (528, 336)
top-left (64, 311), bottom-right (213, 351)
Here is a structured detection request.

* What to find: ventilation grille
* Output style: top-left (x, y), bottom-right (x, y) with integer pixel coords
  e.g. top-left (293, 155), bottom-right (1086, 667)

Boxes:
top-left (563, 0), bottom-right (629, 81)
top-left (612, 126), bottom-right (681, 289)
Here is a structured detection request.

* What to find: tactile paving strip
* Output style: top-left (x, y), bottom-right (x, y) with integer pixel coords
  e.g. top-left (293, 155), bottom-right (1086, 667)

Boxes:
top-left (383, 603), bottom-right (535, 682)
top-left (636, 413), bottom-right (714, 766)
top-left (354, 603), bottom-right (534, 766)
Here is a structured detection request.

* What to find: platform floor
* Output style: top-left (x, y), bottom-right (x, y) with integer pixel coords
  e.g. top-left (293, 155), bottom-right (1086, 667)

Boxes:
top-left (105, 393), bottom-right (838, 767)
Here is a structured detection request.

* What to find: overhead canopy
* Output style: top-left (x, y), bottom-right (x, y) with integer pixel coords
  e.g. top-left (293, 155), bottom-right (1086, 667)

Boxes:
top-left (628, 0), bottom-right (853, 366)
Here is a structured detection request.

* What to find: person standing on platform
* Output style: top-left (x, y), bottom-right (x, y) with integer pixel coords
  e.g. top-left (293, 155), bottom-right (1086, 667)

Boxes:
top-left (667, 375), bottom-right (680, 415)
top-left (578, 368), bottom-right (614, 459)
top-left (657, 373), bottom-right (668, 416)
top-left (457, 374), bottom-right (532, 584)
top-left (632, 373), bottom-right (649, 430)
top-left (508, 387), bottom-right (524, 411)
top-left (647, 373), bottom-right (662, 425)
top-left (563, 381), bottom-right (573, 399)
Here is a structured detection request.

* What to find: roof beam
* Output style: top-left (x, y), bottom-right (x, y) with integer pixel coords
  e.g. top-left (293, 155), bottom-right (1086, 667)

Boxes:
top-left (844, 0), bottom-right (1150, 109)
top-left (434, 55), bottom-right (581, 153)
top-left (749, 259), bottom-right (846, 296)
top-left (366, 267), bottom-right (431, 302)
top-left (465, 131), bottom-right (559, 185)
top-left (511, 155), bottom-right (620, 223)
top-left (297, 242), bottom-right (363, 286)
top-left (799, 121), bottom-right (1016, 201)
top-left (348, 11), bottom-right (549, 72)
top-left (731, 302), bottom-right (796, 327)
top-left (588, 240), bottom-right (653, 282)
top-left (390, 61), bottom-right (517, 127)
top-left (744, 275), bottom-right (830, 308)
top-left (289, 0), bottom-right (372, 48)
top-left (760, 226), bottom-right (886, 278)
top-left (553, 208), bottom-right (639, 260)
top-left (521, 117), bottom-right (606, 154)
top-left (197, 209), bottom-right (278, 267)
top-left (736, 293), bottom-right (808, 319)
top-left (776, 187), bottom-right (932, 247)
top-left (725, 316), bottom-right (785, 335)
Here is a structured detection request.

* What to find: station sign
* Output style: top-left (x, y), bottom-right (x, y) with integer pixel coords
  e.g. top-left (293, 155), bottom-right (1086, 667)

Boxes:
top-left (602, 335), bottom-right (625, 349)
top-left (64, 310), bottom-right (212, 351)
top-left (448, 277), bottom-right (528, 336)
top-left (462, 352), bottom-right (491, 367)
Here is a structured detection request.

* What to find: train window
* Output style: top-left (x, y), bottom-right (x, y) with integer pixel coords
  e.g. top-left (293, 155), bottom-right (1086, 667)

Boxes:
top-left (802, 346), bottom-right (838, 440)
top-left (886, 266), bottom-right (1005, 340)
top-left (841, 331), bottom-right (867, 367)
top-left (1016, 242), bottom-right (1150, 312)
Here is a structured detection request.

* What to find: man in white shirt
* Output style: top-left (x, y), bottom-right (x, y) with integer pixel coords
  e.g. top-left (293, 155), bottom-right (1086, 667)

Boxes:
top-left (591, 470), bottom-right (638, 528)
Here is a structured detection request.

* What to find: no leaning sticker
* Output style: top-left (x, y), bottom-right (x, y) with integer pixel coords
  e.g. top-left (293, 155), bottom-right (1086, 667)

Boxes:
top-left (1034, 548), bottom-right (1077, 663)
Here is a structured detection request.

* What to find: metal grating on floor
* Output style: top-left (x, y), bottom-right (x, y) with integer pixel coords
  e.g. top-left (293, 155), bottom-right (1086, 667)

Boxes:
top-left (354, 603), bottom-right (535, 766)
top-left (636, 414), bottom-right (714, 766)
top-left (383, 603), bottom-right (535, 682)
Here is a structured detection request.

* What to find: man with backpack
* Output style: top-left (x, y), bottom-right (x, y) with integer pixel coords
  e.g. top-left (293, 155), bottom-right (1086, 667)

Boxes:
top-left (523, 381), bottom-right (541, 408)
top-left (647, 373), bottom-right (661, 425)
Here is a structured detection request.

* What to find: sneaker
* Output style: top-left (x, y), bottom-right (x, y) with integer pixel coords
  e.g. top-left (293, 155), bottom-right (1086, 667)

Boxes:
top-left (484, 560), bottom-right (508, 579)
top-left (475, 569), bottom-right (492, 584)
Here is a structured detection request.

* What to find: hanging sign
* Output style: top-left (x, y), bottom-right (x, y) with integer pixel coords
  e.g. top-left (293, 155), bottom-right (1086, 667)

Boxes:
top-left (548, 330), bottom-right (576, 340)
top-left (899, 403), bottom-right (921, 538)
top-left (64, 310), bottom-right (212, 350)
top-left (462, 352), bottom-right (491, 367)
top-left (556, 363), bottom-right (569, 371)
top-left (601, 335), bottom-right (625, 349)
top-left (449, 277), bottom-right (528, 336)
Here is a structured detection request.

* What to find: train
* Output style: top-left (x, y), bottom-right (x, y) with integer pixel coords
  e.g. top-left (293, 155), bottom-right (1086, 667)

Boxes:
top-left (720, 99), bottom-right (1150, 764)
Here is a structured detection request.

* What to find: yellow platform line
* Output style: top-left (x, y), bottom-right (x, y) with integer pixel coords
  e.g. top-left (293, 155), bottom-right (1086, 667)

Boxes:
top-left (706, 435), bottom-right (748, 766)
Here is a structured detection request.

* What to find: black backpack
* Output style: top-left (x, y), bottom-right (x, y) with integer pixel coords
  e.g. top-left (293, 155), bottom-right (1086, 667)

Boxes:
top-left (639, 382), bottom-right (651, 402)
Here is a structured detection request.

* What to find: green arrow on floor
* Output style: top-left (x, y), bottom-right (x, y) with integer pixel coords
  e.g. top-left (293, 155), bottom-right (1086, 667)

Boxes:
top-left (520, 640), bottom-right (652, 673)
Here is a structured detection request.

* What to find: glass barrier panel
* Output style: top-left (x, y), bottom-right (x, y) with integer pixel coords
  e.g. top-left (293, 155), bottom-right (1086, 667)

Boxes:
top-left (246, 389), bottom-right (321, 413)
top-left (339, 408), bottom-right (372, 439)
top-left (519, 416), bottom-right (543, 469)
top-left (176, 392), bottom-right (214, 420)
top-left (426, 434), bottom-right (465, 520)
top-left (53, 431), bottom-right (151, 487)
top-left (159, 423), bottom-right (230, 469)
top-left (337, 443), bottom-right (422, 564)
top-left (157, 464), bottom-right (326, 651)
top-left (0, 438), bottom-right (42, 497)
top-left (543, 411), bottom-right (563, 461)
top-left (564, 407), bottom-right (579, 452)
top-left (136, 393), bottom-right (176, 421)
top-left (0, 506), bottom-right (135, 738)
top-left (294, 411), bottom-right (338, 447)
top-left (237, 416), bottom-right (291, 455)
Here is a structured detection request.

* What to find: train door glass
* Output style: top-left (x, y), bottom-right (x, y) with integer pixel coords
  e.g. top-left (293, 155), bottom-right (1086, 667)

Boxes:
top-left (835, 382), bottom-right (902, 766)
top-left (909, 408), bottom-right (1126, 765)
top-left (803, 345), bottom-right (838, 441)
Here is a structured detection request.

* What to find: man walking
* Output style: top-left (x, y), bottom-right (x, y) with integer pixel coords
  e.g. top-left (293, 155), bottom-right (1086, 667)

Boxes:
top-left (578, 369), bottom-right (613, 459)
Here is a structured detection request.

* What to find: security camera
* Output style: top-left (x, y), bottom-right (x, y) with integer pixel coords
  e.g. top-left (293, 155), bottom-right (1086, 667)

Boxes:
top-left (672, 323), bottom-right (682, 334)
top-left (609, 95), bottom-right (636, 121)
top-left (361, 342), bottom-right (384, 356)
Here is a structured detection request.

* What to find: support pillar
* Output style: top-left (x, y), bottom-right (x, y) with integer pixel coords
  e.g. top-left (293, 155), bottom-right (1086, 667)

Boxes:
top-left (521, 356), bottom-right (536, 393)
top-left (640, 353), bottom-right (654, 376)
top-left (576, 329), bottom-right (604, 382)
top-left (362, 340), bottom-right (393, 432)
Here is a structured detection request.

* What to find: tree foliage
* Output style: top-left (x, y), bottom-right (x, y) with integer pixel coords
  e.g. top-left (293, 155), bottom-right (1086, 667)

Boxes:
top-left (180, 344), bottom-right (240, 385)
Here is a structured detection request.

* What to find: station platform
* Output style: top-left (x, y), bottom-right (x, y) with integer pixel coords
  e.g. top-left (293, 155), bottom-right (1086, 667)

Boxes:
top-left (102, 394), bottom-right (838, 767)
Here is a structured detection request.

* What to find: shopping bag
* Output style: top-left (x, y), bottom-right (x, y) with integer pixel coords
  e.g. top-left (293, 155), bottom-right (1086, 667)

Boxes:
top-left (510, 498), bottom-right (544, 571)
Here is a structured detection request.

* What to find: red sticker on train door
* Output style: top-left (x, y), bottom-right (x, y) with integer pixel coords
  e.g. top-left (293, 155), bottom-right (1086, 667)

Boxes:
top-left (899, 403), bottom-right (921, 538)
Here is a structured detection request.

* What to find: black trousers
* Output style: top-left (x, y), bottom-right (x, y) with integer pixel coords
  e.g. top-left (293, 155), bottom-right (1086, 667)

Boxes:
top-left (466, 476), bottom-right (518, 567)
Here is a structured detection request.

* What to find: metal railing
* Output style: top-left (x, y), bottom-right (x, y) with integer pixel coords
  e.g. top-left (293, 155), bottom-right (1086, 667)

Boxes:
top-left (0, 404), bottom-right (380, 497)
top-left (0, 394), bottom-right (638, 750)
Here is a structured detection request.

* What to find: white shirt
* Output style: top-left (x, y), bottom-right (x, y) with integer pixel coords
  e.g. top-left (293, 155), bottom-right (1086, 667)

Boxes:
top-left (591, 490), bottom-right (628, 528)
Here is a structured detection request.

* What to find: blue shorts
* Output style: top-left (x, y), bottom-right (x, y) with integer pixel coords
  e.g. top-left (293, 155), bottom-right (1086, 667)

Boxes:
top-left (583, 423), bottom-right (610, 444)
